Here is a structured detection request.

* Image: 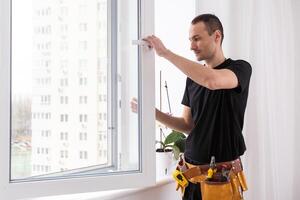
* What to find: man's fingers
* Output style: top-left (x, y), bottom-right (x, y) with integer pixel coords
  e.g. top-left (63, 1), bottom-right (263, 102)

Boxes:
top-left (131, 97), bottom-right (138, 102)
top-left (130, 101), bottom-right (137, 107)
top-left (142, 37), bottom-right (153, 48)
top-left (130, 98), bottom-right (138, 113)
top-left (143, 35), bottom-right (167, 56)
top-left (130, 101), bottom-right (137, 108)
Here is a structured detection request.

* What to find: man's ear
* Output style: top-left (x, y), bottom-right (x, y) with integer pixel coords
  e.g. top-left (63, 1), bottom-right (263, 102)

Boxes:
top-left (214, 30), bottom-right (222, 44)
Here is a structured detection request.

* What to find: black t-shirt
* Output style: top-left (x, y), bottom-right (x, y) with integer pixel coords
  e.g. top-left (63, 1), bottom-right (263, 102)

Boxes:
top-left (181, 58), bottom-right (252, 164)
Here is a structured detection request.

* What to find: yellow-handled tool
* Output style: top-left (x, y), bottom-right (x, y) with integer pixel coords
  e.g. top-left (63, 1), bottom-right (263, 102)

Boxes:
top-left (173, 169), bottom-right (189, 195)
top-left (207, 156), bottom-right (217, 179)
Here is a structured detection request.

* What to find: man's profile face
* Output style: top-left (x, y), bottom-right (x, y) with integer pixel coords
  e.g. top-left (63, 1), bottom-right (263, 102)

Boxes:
top-left (189, 22), bottom-right (217, 61)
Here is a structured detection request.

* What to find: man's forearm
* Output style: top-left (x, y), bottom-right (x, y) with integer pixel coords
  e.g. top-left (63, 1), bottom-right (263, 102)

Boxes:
top-left (155, 109), bottom-right (192, 134)
top-left (164, 50), bottom-right (215, 89)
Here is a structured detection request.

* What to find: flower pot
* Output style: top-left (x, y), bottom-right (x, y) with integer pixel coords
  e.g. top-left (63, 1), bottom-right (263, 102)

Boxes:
top-left (156, 149), bottom-right (173, 179)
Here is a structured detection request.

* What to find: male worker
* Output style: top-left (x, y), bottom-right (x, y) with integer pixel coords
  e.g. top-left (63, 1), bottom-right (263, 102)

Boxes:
top-left (133, 14), bottom-right (251, 199)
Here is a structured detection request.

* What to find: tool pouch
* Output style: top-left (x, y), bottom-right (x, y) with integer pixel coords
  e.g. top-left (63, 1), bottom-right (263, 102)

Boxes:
top-left (201, 179), bottom-right (233, 200)
top-left (237, 171), bottom-right (248, 191)
top-left (200, 172), bottom-right (245, 200)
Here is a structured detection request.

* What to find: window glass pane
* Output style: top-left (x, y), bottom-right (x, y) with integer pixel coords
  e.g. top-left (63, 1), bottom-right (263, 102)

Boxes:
top-left (117, 0), bottom-right (139, 172)
top-left (11, 0), bottom-right (139, 181)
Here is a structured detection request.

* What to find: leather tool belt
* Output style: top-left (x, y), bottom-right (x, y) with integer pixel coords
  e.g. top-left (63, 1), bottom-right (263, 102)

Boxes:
top-left (173, 154), bottom-right (248, 200)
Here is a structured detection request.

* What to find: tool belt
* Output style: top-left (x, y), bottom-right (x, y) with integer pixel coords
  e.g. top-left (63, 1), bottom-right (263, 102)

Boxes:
top-left (173, 155), bottom-right (248, 200)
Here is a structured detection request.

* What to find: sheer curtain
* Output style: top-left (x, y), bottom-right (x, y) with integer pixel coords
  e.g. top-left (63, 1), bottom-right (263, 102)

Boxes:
top-left (196, 0), bottom-right (299, 199)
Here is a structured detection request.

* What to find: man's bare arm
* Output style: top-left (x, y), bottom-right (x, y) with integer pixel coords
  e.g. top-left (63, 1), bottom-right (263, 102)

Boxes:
top-left (144, 35), bottom-right (238, 90)
top-left (131, 98), bottom-right (194, 134)
top-left (156, 105), bottom-right (194, 134)
top-left (164, 51), bottom-right (238, 90)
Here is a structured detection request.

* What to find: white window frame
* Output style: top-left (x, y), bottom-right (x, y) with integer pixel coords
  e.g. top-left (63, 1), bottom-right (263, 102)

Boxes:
top-left (0, 0), bottom-right (155, 199)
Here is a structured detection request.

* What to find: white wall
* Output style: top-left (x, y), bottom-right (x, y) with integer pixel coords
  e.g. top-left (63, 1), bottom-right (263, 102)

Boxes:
top-left (195, 0), bottom-right (300, 199)
top-left (292, 0), bottom-right (300, 198)
top-left (155, 0), bottom-right (195, 117)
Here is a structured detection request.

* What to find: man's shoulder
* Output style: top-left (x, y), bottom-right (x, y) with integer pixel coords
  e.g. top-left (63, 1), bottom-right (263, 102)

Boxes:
top-left (229, 59), bottom-right (251, 68)
top-left (226, 59), bottom-right (252, 75)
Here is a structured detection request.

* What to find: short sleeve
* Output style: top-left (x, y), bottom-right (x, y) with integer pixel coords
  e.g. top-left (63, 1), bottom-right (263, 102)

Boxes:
top-left (226, 60), bottom-right (252, 93)
top-left (181, 78), bottom-right (190, 106)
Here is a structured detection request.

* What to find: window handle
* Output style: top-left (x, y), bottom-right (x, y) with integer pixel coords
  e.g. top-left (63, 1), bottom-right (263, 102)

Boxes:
top-left (132, 39), bottom-right (151, 48)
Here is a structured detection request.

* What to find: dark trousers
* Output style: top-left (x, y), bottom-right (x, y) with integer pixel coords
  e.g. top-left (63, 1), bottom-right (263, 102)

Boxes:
top-left (182, 182), bottom-right (202, 200)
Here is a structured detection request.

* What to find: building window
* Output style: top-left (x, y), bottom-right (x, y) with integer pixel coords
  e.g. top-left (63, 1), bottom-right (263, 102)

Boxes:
top-left (60, 150), bottom-right (68, 159)
top-left (60, 132), bottom-right (68, 141)
top-left (79, 151), bottom-right (88, 159)
top-left (79, 132), bottom-right (87, 141)
top-left (79, 114), bottom-right (87, 123)
top-left (79, 96), bottom-right (87, 104)
top-left (60, 114), bottom-right (68, 122)
top-left (60, 96), bottom-right (68, 104)
top-left (79, 77), bottom-right (87, 86)
top-left (60, 78), bottom-right (68, 87)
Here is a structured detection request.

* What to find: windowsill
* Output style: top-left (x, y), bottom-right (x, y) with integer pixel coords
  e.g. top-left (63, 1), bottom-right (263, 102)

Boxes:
top-left (85, 176), bottom-right (174, 200)
top-left (31, 176), bottom-right (174, 200)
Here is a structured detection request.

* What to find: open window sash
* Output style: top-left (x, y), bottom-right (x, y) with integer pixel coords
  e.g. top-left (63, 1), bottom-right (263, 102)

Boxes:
top-left (0, 0), bottom-right (155, 199)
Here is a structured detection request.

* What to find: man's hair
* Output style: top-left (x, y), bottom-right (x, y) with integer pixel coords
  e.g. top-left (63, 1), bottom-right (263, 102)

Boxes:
top-left (191, 14), bottom-right (224, 44)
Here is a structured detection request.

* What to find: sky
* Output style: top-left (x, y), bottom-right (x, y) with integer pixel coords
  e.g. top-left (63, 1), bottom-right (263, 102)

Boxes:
top-left (12, 0), bottom-right (33, 96)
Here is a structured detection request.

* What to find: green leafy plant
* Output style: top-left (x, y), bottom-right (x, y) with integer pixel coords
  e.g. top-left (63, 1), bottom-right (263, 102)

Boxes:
top-left (156, 130), bottom-right (186, 160)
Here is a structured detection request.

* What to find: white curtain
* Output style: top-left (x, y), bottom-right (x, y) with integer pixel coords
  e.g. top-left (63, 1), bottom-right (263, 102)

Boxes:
top-left (196, 0), bottom-right (299, 199)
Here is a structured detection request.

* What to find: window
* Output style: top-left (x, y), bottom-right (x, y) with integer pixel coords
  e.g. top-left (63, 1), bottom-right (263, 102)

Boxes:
top-left (60, 78), bottom-right (68, 87)
top-left (41, 95), bottom-right (51, 105)
top-left (79, 114), bottom-right (87, 123)
top-left (0, 0), bottom-right (155, 199)
top-left (60, 132), bottom-right (68, 141)
top-left (79, 77), bottom-right (87, 86)
top-left (79, 132), bottom-right (87, 141)
top-left (79, 151), bottom-right (88, 159)
top-left (60, 150), bottom-right (68, 159)
top-left (79, 96), bottom-right (87, 104)
top-left (60, 96), bottom-right (68, 104)
top-left (60, 114), bottom-right (68, 122)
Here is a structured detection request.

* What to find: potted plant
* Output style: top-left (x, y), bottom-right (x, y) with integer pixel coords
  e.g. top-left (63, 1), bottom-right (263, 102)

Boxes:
top-left (156, 129), bottom-right (186, 178)
top-left (156, 129), bottom-right (186, 160)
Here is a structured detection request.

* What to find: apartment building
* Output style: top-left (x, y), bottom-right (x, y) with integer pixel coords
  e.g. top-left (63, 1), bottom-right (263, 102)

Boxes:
top-left (31, 0), bottom-right (108, 176)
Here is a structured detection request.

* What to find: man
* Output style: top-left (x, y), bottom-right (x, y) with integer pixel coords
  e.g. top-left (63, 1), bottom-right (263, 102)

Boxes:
top-left (133, 14), bottom-right (251, 199)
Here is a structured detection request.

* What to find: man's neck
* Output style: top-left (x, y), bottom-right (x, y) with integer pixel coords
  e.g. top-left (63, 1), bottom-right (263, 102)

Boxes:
top-left (204, 51), bottom-right (226, 69)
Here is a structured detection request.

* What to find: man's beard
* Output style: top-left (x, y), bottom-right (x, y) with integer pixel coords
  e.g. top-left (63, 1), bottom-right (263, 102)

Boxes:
top-left (197, 57), bottom-right (204, 61)
top-left (196, 54), bottom-right (205, 61)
